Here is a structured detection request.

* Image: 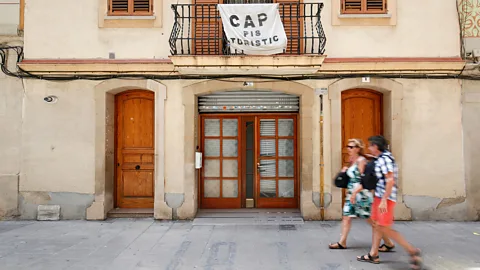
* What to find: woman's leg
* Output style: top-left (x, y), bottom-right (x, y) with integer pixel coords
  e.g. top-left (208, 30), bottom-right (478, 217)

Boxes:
top-left (338, 216), bottom-right (352, 247)
top-left (329, 216), bottom-right (352, 249)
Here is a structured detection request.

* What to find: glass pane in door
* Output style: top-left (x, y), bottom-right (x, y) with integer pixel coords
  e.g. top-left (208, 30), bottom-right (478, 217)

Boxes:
top-left (260, 180), bottom-right (276, 198)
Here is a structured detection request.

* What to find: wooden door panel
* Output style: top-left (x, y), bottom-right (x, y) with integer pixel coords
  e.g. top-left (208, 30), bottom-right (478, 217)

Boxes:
top-left (115, 90), bottom-right (155, 209)
top-left (341, 89), bottom-right (383, 165)
top-left (122, 171), bottom-right (154, 197)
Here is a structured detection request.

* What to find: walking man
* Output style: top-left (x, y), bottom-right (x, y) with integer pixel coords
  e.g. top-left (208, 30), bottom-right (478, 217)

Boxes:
top-left (356, 135), bottom-right (423, 269)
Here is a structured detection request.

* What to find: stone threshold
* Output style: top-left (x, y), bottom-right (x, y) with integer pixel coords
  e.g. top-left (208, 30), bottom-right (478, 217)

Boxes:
top-left (107, 208), bottom-right (154, 218)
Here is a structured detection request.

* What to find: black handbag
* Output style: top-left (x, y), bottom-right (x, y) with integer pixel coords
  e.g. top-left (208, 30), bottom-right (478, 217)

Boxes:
top-left (360, 160), bottom-right (378, 190)
top-left (334, 171), bottom-right (350, 188)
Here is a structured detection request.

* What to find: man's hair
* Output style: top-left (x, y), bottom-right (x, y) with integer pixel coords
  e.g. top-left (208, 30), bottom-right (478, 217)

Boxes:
top-left (368, 135), bottom-right (388, 152)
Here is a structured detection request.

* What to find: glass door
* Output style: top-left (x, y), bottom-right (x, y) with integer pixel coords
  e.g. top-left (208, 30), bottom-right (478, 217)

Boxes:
top-left (256, 116), bottom-right (298, 208)
top-left (200, 116), bottom-right (242, 208)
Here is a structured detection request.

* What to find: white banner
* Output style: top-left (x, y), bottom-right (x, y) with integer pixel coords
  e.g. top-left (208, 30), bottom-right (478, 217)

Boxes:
top-left (217, 4), bottom-right (287, 55)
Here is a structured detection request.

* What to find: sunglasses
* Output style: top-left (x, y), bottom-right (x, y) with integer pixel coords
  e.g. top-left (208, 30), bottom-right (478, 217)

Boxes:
top-left (346, 145), bottom-right (357, 149)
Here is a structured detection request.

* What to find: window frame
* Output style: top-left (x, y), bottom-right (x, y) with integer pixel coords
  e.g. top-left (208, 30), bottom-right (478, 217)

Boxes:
top-left (341, 0), bottom-right (387, 15)
top-left (108, 0), bottom-right (154, 16)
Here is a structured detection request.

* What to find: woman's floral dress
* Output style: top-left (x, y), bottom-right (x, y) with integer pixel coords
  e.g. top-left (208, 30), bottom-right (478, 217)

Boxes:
top-left (343, 157), bottom-right (373, 218)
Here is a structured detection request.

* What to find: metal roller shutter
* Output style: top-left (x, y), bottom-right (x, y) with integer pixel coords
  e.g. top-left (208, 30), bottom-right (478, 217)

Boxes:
top-left (198, 91), bottom-right (300, 113)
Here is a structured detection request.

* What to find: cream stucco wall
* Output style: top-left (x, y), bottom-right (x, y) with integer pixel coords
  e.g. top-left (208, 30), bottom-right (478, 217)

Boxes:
top-left (24, 0), bottom-right (460, 59)
top-left (461, 80), bottom-right (480, 220)
top-left (21, 80), bottom-right (97, 194)
top-left (0, 38), bottom-right (23, 219)
top-left (398, 79), bottom-right (466, 220)
top-left (401, 79), bottom-right (465, 198)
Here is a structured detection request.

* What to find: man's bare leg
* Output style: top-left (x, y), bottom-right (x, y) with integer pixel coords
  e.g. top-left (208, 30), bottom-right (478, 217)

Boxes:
top-left (367, 219), bottom-right (395, 250)
top-left (377, 226), bottom-right (423, 269)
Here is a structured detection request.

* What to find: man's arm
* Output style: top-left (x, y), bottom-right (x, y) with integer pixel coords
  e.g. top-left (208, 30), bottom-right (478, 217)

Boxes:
top-left (381, 156), bottom-right (395, 200)
top-left (382, 171), bottom-right (394, 200)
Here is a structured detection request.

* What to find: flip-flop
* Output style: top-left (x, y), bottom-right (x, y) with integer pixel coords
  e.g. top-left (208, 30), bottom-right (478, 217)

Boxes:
top-left (357, 253), bottom-right (380, 264)
top-left (379, 243), bottom-right (395, 252)
top-left (409, 249), bottom-right (423, 270)
top-left (328, 242), bottom-right (347, 249)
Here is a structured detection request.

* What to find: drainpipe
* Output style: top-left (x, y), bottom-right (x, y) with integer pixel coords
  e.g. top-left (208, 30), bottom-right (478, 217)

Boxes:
top-left (319, 94), bottom-right (325, 220)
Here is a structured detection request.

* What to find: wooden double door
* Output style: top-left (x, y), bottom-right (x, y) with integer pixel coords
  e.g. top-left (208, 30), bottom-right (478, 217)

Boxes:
top-left (200, 114), bottom-right (298, 209)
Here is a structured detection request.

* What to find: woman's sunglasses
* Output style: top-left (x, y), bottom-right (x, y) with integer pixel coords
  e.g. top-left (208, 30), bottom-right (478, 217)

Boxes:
top-left (346, 145), bottom-right (357, 149)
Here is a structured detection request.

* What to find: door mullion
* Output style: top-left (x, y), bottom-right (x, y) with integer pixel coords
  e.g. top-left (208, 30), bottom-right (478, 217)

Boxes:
top-left (275, 117), bottom-right (279, 198)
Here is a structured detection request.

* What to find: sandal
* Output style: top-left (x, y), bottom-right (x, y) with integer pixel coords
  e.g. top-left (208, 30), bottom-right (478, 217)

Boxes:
top-left (379, 243), bottom-right (395, 252)
top-left (356, 253), bottom-right (380, 264)
top-left (328, 242), bottom-right (347, 249)
top-left (409, 249), bottom-right (423, 270)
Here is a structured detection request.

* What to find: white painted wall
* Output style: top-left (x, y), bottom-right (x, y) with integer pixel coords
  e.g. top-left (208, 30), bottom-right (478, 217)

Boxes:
top-left (24, 0), bottom-right (460, 59)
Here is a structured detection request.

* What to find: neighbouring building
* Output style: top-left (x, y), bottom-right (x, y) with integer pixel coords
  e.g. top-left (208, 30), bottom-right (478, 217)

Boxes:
top-left (459, 0), bottom-right (480, 221)
top-left (0, 0), bottom-right (23, 219)
top-left (0, 0), bottom-right (478, 221)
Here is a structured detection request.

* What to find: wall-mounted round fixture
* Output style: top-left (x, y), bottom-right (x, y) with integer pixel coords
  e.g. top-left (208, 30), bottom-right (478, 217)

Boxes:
top-left (44, 95), bottom-right (58, 103)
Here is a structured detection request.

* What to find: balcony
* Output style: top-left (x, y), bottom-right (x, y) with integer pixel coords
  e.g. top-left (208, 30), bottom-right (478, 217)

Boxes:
top-left (169, 3), bottom-right (327, 74)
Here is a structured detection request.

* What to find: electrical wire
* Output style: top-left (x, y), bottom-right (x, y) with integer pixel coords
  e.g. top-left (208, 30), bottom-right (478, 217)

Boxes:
top-left (4, 46), bottom-right (480, 81)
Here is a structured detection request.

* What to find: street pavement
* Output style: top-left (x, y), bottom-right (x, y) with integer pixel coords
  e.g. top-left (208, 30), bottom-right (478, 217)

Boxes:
top-left (0, 219), bottom-right (479, 270)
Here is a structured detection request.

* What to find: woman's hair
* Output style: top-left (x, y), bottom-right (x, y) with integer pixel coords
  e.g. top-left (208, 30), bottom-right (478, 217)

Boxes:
top-left (348, 138), bottom-right (365, 156)
top-left (368, 135), bottom-right (388, 152)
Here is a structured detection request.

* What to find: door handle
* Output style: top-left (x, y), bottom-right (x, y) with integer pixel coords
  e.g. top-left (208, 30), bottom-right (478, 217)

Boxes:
top-left (257, 163), bottom-right (266, 172)
top-left (135, 165), bottom-right (140, 170)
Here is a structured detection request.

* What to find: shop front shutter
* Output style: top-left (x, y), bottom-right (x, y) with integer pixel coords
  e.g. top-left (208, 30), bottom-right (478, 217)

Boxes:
top-left (198, 91), bottom-right (300, 113)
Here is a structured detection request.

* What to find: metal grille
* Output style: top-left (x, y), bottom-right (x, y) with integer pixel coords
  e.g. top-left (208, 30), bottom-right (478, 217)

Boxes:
top-left (198, 91), bottom-right (299, 113)
top-left (169, 3), bottom-right (326, 55)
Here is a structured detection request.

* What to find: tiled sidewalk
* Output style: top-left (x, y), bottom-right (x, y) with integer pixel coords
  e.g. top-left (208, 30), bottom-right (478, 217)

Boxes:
top-left (0, 219), bottom-right (479, 270)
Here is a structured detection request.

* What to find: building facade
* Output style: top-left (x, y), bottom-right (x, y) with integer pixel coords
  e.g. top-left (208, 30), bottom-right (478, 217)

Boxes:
top-left (0, 0), bottom-right (477, 221)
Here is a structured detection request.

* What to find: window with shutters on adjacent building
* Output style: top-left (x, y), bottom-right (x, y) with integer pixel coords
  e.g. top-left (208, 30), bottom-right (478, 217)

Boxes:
top-left (341, 0), bottom-right (387, 14)
top-left (108, 0), bottom-right (153, 16)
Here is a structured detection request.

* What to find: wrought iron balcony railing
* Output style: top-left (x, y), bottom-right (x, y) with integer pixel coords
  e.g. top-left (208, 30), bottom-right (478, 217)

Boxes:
top-left (169, 3), bottom-right (326, 56)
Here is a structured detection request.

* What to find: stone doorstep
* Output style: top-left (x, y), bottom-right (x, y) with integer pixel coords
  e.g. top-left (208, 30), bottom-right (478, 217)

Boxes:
top-left (107, 208), bottom-right (154, 218)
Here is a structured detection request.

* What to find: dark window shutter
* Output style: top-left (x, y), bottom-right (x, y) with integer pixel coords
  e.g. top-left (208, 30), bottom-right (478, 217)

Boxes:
top-left (366, 0), bottom-right (386, 12)
top-left (111, 0), bottom-right (129, 13)
top-left (275, 0), bottom-right (302, 55)
top-left (194, 0), bottom-right (222, 55)
top-left (343, 0), bottom-right (362, 13)
top-left (110, 0), bottom-right (153, 15)
top-left (133, 0), bottom-right (151, 13)
top-left (342, 0), bottom-right (387, 14)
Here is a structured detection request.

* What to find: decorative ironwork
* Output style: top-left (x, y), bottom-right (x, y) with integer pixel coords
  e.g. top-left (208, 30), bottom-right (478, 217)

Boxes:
top-left (169, 3), bottom-right (326, 55)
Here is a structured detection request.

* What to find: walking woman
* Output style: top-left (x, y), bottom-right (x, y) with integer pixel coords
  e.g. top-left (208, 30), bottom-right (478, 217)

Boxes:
top-left (328, 138), bottom-right (372, 249)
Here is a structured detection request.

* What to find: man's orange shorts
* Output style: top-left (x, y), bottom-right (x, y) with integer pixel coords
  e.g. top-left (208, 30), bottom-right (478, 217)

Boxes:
top-left (371, 197), bottom-right (396, 227)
